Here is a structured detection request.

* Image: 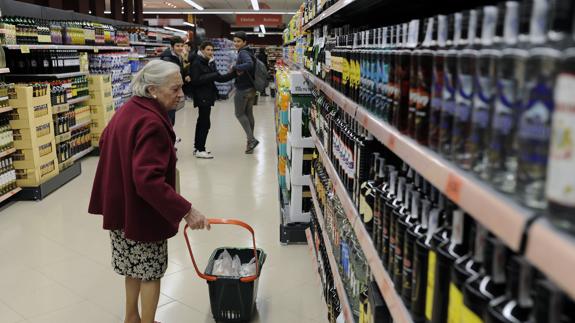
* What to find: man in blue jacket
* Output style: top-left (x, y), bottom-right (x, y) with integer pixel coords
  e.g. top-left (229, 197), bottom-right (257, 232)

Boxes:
top-left (232, 32), bottom-right (259, 154)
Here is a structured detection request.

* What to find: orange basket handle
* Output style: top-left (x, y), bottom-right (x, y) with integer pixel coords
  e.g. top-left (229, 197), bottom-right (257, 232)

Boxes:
top-left (184, 218), bottom-right (260, 283)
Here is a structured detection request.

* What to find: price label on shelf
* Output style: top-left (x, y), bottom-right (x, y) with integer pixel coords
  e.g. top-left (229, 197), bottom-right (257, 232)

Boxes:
top-left (20, 45), bottom-right (30, 54)
top-left (445, 173), bottom-right (463, 203)
top-left (387, 135), bottom-right (396, 150)
top-left (94, 47), bottom-right (99, 53)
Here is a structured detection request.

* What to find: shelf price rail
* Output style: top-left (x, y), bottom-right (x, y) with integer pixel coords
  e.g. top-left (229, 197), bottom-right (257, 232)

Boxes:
top-left (310, 126), bottom-right (413, 323)
top-left (302, 69), bottom-right (534, 253)
top-left (309, 179), bottom-right (356, 323)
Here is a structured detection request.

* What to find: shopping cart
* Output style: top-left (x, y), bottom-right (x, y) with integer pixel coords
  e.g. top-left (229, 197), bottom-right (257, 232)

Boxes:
top-left (184, 219), bottom-right (267, 322)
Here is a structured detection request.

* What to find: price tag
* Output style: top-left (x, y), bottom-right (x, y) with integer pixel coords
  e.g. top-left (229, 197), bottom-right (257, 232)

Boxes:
top-left (445, 173), bottom-right (463, 203)
top-left (387, 135), bottom-right (396, 150)
top-left (20, 45), bottom-right (30, 54)
top-left (94, 47), bottom-right (99, 53)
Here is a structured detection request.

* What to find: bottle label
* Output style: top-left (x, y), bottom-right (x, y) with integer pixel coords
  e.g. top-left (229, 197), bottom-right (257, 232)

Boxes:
top-left (425, 250), bottom-right (437, 320)
top-left (359, 182), bottom-right (374, 223)
top-left (447, 283), bottom-right (464, 323)
top-left (462, 305), bottom-right (484, 323)
top-left (342, 57), bottom-right (350, 86)
top-left (473, 76), bottom-right (495, 128)
top-left (518, 80), bottom-right (553, 165)
top-left (547, 74), bottom-right (575, 207)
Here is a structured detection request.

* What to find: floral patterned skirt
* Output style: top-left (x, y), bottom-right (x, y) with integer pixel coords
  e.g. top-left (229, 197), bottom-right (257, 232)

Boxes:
top-left (109, 230), bottom-right (168, 281)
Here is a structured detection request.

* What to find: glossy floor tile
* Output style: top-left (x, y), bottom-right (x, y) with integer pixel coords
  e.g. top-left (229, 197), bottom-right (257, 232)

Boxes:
top-left (0, 97), bottom-right (328, 323)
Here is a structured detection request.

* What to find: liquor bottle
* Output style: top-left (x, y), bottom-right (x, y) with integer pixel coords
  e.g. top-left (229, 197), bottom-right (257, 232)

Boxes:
top-left (381, 168), bottom-right (399, 267)
top-left (516, 0), bottom-right (568, 209)
top-left (486, 0), bottom-right (531, 193)
top-left (387, 172), bottom-right (406, 274)
top-left (375, 27), bottom-right (386, 118)
top-left (447, 222), bottom-right (487, 323)
top-left (373, 163), bottom-right (395, 257)
top-left (357, 143), bottom-right (380, 234)
top-left (545, 0), bottom-right (575, 232)
top-left (438, 13), bottom-right (461, 157)
top-left (530, 278), bottom-right (575, 322)
top-left (359, 30), bottom-right (369, 109)
top-left (393, 23), bottom-right (411, 133)
top-left (453, 9), bottom-right (481, 166)
top-left (383, 25), bottom-right (397, 123)
top-left (485, 256), bottom-right (534, 323)
top-left (428, 209), bottom-right (473, 323)
top-left (412, 187), bottom-right (444, 323)
top-left (415, 17), bottom-right (436, 146)
top-left (468, 3), bottom-right (506, 179)
top-left (408, 19), bottom-right (424, 137)
top-left (393, 174), bottom-right (414, 293)
top-left (462, 235), bottom-right (508, 322)
top-left (429, 15), bottom-right (447, 151)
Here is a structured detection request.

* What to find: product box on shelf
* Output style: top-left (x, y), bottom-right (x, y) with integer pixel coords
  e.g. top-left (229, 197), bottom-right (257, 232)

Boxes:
top-left (13, 119), bottom-right (54, 149)
top-left (88, 75), bottom-right (113, 91)
top-left (16, 158), bottom-right (59, 187)
top-left (88, 88), bottom-right (113, 106)
top-left (287, 145), bottom-right (314, 186)
top-left (286, 182), bottom-right (312, 223)
top-left (9, 86), bottom-right (52, 112)
top-left (13, 140), bottom-right (57, 169)
top-left (289, 71), bottom-right (312, 95)
top-left (288, 106), bottom-right (314, 148)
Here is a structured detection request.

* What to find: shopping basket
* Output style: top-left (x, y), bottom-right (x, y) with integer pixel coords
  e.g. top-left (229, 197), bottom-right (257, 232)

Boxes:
top-left (184, 219), bottom-right (267, 322)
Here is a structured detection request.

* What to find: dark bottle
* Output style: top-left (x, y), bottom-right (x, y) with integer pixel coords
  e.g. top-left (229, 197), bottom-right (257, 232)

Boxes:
top-left (530, 278), bottom-right (575, 323)
top-left (485, 256), bottom-right (534, 323)
top-left (429, 15), bottom-right (448, 151)
top-left (438, 13), bottom-right (461, 157)
top-left (383, 26), bottom-right (397, 123)
top-left (381, 169), bottom-right (399, 268)
top-left (544, 0), bottom-right (575, 232)
top-left (412, 187), bottom-right (444, 323)
top-left (416, 17), bottom-right (436, 146)
top-left (486, 0), bottom-right (531, 193)
top-left (447, 223), bottom-right (488, 323)
top-left (516, 0), bottom-right (568, 209)
top-left (393, 23), bottom-right (411, 133)
top-left (375, 28), bottom-right (386, 118)
top-left (373, 164), bottom-right (395, 257)
top-left (453, 9), bottom-right (482, 166)
top-left (393, 176), bottom-right (413, 293)
top-left (428, 209), bottom-right (472, 323)
top-left (359, 30), bottom-right (369, 109)
top-left (359, 152), bottom-right (381, 234)
top-left (387, 174), bottom-right (407, 273)
top-left (408, 19), bottom-right (424, 137)
top-left (462, 235), bottom-right (508, 322)
top-left (469, 4), bottom-right (506, 178)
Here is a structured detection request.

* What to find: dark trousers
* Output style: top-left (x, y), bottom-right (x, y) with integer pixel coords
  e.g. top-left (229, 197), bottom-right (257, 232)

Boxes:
top-left (194, 105), bottom-right (212, 152)
top-left (168, 110), bottom-right (176, 125)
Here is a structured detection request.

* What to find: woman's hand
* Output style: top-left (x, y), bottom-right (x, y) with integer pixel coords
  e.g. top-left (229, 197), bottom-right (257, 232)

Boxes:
top-left (184, 207), bottom-right (211, 230)
top-left (185, 76), bottom-right (191, 82)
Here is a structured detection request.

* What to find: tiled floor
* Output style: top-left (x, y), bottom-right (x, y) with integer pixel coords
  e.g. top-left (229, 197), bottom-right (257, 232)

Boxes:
top-left (0, 96), bottom-right (327, 323)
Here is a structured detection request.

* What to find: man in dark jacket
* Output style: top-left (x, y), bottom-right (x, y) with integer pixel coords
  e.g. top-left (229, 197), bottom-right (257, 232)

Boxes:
top-left (160, 36), bottom-right (188, 125)
top-left (190, 41), bottom-right (236, 159)
top-left (232, 31), bottom-right (259, 154)
top-left (256, 48), bottom-right (269, 96)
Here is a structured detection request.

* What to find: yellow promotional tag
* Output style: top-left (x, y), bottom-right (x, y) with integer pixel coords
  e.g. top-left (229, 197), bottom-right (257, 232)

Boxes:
top-left (20, 45), bottom-right (30, 54)
top-left (447, 283), bottom-right (464, 323)
top-left (425, 251), bottom-right (437, 320)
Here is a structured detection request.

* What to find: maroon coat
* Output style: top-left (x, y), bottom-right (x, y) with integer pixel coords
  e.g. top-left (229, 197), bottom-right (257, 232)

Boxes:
top-left (89, 96), bottom-right (191, 242)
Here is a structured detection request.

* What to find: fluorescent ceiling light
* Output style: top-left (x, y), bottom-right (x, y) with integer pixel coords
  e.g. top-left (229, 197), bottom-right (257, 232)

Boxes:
top-left (260, 25), bottom-right (266, 33)
top-left (141, 10), bottom-right (296, 15)
top-left (164, 26), bottom-right (188, 34)
top-left (183, 0), bottom-right (204, 10)
top-left (183, 22), bottom-right (196, 27)
top-left (251, 0), bottom-right (260, 10)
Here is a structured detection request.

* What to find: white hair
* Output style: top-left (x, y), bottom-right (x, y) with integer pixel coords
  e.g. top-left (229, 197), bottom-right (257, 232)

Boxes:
top-left (131, 60), bottom-right (181, 98)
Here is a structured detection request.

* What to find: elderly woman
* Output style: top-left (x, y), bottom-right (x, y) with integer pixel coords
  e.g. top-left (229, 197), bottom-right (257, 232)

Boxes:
top-left (89, 60), bottom-right (210, 323)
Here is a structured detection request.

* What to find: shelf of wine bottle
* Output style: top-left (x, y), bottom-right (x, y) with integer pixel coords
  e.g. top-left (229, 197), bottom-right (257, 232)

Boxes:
top-left (54, 132), bottom-right (71, 145)
top-left (305, 228), bottom-right (324, 288)
top-left (0, 187), bottom-right (21, 204)
top-left (309, 183), bottom-right (356, 323)
top-left (52, 103), bottom-right (69, 114)
top-left (310, 125), bottom-right (413, 323)
top-left (67, 95), bottom-right (90, 105)
top-left (3, 44), bottom-right (131, 51)
top-left (0, 147), bottom-right (16, 159)
top-left (303, 69), bottom-right (533, 252)
top-left (303, 0), bottom-right (358, 31)
top-left (0, 68), bottom-right (10, 74)
top-left (69, 120), bottom-right (91, 132)
top-left (7, 71), bottom-right (89, 80)
top-left (0, 106), bottom-right (13, 114)
top-left (71, 146), bottom-right (94, 162)
top-left (526, 219), bottom-right (575, 300)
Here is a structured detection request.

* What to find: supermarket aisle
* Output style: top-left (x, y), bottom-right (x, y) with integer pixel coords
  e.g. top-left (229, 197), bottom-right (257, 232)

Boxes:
top-left (0, 96), bottom-right (327, 323)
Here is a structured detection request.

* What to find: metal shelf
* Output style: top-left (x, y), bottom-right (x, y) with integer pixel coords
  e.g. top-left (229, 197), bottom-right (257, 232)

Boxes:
top-left (3, 44), bottom-right (131, 51)
top-left (17, 161), bottom-right (81, 201)
top-left (309, 183), bottom-right (356, 323)
top-left (0, 68), bottom-right (10, 74)
top-left (67, 95), bottom-right (90, 105)
top-left (0, 106), bottom-right (13, 114)
top-left (55, 132), bottom-right (71, 144)
top-left (0, 147), bottom-right (16, 159)
top-left (130, 41), bottom-right (169, 47)
top-left (69, 120), bottom-right (91, 132)
top-left (310, 126), bottom-right (413, 322)
top-left (302, 69), bottom-right (533, 252)
top-left (7, 71), bottom-right (89, 79)
top-left (303, 0), bottom-right (358, 31)
top-left (0, 187), bottom-right (21, 204)
top-left (71, 146), bottom-right (94, 162)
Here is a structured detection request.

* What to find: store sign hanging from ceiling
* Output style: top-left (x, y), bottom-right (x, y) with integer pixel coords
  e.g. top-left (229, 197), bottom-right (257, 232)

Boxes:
top-left (236, 14), bottom-right (282, 27)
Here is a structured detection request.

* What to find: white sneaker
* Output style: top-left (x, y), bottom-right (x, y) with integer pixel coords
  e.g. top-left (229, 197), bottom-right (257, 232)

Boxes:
top-left (195, 151), bottom-right (214, 159)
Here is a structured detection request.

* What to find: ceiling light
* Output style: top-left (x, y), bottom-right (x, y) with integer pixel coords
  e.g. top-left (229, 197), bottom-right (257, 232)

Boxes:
top-left (183, 0), bottom-right (204, 10)
top-left (183, 22), bottom-right (196, 27)
top-left (260, 24), bottom-right (266, 33)
top-left (250, 0), bottom-right (259, 10)
top-left (230, 31), bottom-right (283, 35)
top-left (164, 26), bottom-right (188, 34)
top-left (142, 10), bottom-right (296, 14)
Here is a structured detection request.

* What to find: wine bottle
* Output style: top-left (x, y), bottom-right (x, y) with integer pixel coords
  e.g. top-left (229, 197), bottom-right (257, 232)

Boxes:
top-left (408, 19), bottom-right (424, 137)
top-left (415, 17), bottom-right (436, 146)
top-left (429, 15), bottom-right (447, 151)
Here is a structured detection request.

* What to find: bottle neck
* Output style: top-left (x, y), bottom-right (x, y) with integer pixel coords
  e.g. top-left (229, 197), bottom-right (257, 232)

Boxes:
top-left (529, 0), bottom-right (550, 44)
top-left (481, 6), bottom-right (499, 46)
top-left (504, 1), bottom-right (521, 45)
